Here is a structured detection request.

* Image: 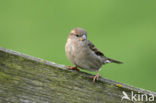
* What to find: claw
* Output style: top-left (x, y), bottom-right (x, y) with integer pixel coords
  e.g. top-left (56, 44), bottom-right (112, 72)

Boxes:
top-left (93, 73), bottom-right (100, 82)
top-left (67, 66), bottom-right (80, 71)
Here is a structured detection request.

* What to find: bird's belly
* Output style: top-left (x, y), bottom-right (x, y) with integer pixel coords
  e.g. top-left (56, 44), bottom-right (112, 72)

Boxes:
top-left (75, 49), bottom-right (102, 71)
top-left (76, 57), bottom-right (102, 71)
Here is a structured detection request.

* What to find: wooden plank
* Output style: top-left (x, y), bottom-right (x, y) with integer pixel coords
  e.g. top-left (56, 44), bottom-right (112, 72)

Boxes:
top-left (0, 47), bottom-right (155, 103)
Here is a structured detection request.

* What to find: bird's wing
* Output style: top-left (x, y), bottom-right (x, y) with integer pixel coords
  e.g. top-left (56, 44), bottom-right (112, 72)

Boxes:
top-left (87, 40), bottom-right (123, 64)
top-left (87, 40), bottom-right (104, 57)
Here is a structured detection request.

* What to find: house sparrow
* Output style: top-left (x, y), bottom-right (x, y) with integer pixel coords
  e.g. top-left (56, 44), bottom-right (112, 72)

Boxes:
top-left (65, 28), bottom-right (123, 82)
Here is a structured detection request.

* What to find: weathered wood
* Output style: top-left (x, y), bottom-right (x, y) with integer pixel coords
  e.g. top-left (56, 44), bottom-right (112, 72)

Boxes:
top-left (0, 47), bottom-right (156, 103)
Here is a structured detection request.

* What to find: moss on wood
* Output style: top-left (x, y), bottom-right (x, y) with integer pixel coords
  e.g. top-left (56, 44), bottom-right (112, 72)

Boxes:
top-left (0, 47), bottom-right (156, 103)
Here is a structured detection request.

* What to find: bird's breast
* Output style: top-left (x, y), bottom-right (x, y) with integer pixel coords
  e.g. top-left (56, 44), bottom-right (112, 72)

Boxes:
top-left (65, 39), bottom-right (78, 64)
top-left (65, 39), bottom-right (102, 71)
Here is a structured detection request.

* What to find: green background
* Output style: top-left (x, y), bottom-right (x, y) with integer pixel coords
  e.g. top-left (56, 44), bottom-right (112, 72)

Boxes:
top-left (0, 0), bottom-right (156, 92)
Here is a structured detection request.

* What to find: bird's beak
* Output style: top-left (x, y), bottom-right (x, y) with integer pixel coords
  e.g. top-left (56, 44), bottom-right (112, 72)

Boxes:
top-left (80, 35), bottom-right (86, 41)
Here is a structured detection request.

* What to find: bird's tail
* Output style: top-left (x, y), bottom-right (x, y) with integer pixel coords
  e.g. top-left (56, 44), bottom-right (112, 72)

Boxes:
top-left (105, 58), bottom-right (123, 64)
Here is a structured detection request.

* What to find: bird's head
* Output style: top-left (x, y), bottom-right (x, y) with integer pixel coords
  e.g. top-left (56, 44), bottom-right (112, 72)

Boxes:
top-left (69, 28), bottom-right (87, 41)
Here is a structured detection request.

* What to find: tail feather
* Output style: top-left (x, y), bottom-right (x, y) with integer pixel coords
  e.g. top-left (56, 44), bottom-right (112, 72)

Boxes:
top-left (106, 58), bottom-right (123, 64)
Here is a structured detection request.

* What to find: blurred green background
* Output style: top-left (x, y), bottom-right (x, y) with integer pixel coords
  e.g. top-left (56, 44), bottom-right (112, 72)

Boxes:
top-left (0, 0), bottom-right (156, 92)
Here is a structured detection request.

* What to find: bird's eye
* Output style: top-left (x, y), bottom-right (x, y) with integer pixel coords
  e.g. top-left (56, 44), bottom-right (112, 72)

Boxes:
top-left (75, 34), bottom-right (79, 37)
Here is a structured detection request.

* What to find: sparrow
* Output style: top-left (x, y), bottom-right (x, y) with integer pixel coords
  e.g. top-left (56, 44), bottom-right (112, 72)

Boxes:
top-left (65, 27), bottom-right (123, 82)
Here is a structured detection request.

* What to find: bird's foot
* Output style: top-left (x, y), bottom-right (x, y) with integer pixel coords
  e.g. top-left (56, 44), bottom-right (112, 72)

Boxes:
top-left (67, 66), bottom-right (80, 71)
top-left (93, 73), bottom-right (100, 82)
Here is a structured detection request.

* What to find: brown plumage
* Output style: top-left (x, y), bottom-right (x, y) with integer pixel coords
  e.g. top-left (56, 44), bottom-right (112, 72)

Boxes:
top-left (65, 27), bottom-right (123, 82)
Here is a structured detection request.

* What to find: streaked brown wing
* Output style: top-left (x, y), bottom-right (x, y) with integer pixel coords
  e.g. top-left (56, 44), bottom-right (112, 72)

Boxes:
top-left (87, 40), bottom-right (104, 57)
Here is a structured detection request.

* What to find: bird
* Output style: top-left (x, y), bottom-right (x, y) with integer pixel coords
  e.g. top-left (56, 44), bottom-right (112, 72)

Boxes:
top-left (65, 27), bottom-right (123, 82)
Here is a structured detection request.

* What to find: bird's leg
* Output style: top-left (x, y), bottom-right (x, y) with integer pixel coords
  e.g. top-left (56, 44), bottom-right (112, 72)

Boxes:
top-left (67, 66), bottom-right (80, 71)
top-left (93, 72), bottom-right (100, 82)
